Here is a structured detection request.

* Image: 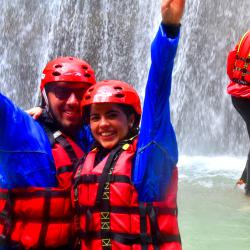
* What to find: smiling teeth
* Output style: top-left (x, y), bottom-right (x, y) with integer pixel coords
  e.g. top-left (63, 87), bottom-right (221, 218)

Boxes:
top-left (65, 111), bottom-right (77, 115)
top-left (101, 132), bottom-right (113, 136)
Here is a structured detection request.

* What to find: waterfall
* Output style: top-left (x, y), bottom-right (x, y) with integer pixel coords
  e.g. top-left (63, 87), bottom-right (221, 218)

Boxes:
top-left (172, 0), bottom-right (250, 155)
top-left (0, 0), bottom-right (160, 107)
top-left (1, 0), bottom-right (250, 155)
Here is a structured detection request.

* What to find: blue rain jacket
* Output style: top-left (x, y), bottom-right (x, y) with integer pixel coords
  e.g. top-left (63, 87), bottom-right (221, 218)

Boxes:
top-left (0, 93), bottom-right (93, 189)
top-left (0, 93), bottom-right (57, 188)
top-left (133, 24), bottom-right (179, 202)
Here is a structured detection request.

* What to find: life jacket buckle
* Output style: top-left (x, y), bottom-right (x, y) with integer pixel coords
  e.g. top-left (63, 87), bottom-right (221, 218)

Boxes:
top-left (102, 238), bottom-right (111, 247)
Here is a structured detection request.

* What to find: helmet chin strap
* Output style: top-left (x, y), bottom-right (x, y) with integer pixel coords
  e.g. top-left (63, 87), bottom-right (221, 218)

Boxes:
top-left (42, 89), bottom-right (56, 122)
top-left (42, 88), bottom-right (50, 113)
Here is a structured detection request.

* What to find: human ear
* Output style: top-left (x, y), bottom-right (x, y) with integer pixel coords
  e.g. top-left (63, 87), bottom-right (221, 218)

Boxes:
top-left (128, 113), bottom-right (135, 129)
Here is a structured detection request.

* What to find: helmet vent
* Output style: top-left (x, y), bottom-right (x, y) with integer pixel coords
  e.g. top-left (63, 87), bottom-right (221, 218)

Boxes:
top-left (88, 88), bottom-right (94, 92)
top-left (84, 73), bottom-right (91, 78)
top-left (52, 71), bottom-right (61, 76)
top-left (85, 95), bottom-right (91, 100)
top-left (54, 64), bottom-right (62, 68)
top-left (82, 65), bottom-right (88, 70)
top-left (69, 57), bottom-right (74, 60)
top-left (114, 86), bottom-right (123, 91)
top-left (115, 93), bottom-right (125, 98)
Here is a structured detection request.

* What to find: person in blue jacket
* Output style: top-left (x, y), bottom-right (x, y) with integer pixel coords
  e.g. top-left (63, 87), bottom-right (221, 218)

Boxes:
top-left (73, 1), bottom-right (185, 248)
top-left (0, 57), bottom-right (95, 189)
top-left (0, 57), bottom-right (96, 249)
top-left (133, 0), bottom-right (184, 201)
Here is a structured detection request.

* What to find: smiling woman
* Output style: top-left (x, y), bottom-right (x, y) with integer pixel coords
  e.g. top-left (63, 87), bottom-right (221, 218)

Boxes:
top-left (71, 0), bottom-right (185, 248)
top-left (72, 15), bottom-right (183, 250)
top-left (83, 80), bottom-right (140, 150)
top-left (74, 78), bottom-right (182, 250)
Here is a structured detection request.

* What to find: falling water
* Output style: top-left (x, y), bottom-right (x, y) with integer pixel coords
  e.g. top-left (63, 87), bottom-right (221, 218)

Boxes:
top-left (1, 1), bottom-right (250, 249)
top-left (172, 0), bottom-right (250, 155)
top-left (0, 0), bottom-right (160, 111)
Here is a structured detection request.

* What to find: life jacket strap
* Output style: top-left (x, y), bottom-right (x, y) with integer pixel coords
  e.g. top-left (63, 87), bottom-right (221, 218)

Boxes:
top-left (75, 204), bottom-right (177, 216)
top-left (54, 132), bottom-right (78, 166)
top-left (95, 144), bottom-right (125, 207)
top-left (74, 174), bottom-right (131, 186)
top-left (78, 231), bottom-right (181, 245)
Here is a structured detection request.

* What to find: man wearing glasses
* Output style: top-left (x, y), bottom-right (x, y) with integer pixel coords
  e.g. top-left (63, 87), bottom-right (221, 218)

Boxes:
top-left (0, 56), bottom-right (96, 250)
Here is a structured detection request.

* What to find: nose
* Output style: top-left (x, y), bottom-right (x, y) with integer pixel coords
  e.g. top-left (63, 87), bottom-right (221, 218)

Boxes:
top-left (99, 116), bottom-right (109, 128)
top-left (66, 92), bottom-right (80, 105)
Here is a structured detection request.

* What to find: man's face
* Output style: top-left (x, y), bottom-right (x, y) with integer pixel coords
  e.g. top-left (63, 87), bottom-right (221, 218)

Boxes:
top-left (46, 82), bottom-right (87, 135)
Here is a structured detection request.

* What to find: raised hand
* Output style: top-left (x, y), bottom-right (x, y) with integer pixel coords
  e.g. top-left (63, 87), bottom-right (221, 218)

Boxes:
top-left (161, 0), bottom-right (185, 25)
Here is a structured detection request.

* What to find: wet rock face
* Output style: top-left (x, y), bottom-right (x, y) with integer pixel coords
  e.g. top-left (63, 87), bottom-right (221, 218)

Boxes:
top-left (1, 0), bottom-right (250, 155)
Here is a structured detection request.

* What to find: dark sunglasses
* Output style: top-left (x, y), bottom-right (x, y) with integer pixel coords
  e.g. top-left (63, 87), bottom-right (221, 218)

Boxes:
top-left (46, 85), bottom-right (86, 100)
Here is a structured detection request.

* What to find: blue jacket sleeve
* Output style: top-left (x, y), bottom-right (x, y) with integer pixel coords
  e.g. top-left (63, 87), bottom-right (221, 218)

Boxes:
top-left (0, 92), bottom-right (57, 188)
top-left (132, 24), bottom-right (179, 202)
top-left (77, 125), bottom-right (94, 153)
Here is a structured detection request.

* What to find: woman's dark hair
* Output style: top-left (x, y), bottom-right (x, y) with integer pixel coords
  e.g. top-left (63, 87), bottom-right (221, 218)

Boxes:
top-left (118, 104), bottom-right (140, 137)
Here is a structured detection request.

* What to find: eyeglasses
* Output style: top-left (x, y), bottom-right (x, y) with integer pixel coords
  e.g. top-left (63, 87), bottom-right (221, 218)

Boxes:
top-left (47, 85), bottom-right (86, 100)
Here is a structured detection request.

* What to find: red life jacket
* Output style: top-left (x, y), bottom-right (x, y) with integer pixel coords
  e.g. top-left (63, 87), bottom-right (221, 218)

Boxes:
top-left (227, 81), bottom-right (250, 99)
top-left (0, 131), bottom-right (84, 249)
top-left (227, 31), bottom-right (250, 98)
top-left (0, 189), bottom-right (11, 240)
top-left (73, 138), bottom-right (181, 250)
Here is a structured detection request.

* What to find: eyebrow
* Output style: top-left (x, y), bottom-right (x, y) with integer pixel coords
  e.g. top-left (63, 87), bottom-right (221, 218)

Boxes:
top-left (90, 109), bottom-right (120, 116)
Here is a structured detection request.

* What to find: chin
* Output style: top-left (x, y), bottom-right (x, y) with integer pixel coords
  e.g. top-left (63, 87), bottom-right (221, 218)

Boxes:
top-left (100, 142), bottom-right (117, 150)
top-left (62, 122), bottom-right (81, 134)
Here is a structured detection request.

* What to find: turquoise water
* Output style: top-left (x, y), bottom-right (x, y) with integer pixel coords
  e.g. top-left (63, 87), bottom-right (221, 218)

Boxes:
top-left (178, 156), bottom-right (250, 250)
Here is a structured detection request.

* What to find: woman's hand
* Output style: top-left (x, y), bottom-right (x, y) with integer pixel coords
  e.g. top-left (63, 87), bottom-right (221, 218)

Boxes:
top-left (26, 107), bottom-right (43, 120)
top-left (161, 0), bottom-right (185, 25)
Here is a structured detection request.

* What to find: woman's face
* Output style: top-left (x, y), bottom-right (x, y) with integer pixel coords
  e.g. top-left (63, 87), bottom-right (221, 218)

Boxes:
top-left (89, 103), bottom-right (134, 149)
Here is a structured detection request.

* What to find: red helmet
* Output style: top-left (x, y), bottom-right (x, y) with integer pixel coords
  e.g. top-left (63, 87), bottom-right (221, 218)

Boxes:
top-left (40, 56), bottom-right (96, 91)
top-left (227, 31), bottom-right (250, 85)
top-left (82, 80), bottom-right (142, 115)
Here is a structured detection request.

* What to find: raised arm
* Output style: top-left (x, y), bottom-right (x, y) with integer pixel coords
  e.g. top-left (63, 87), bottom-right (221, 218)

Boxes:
top-left (133, 0), bottom-right (185, 202)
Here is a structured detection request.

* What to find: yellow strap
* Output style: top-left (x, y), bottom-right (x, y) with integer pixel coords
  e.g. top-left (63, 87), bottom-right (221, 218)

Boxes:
top-left (237, 30), bottom-right (250, 53)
